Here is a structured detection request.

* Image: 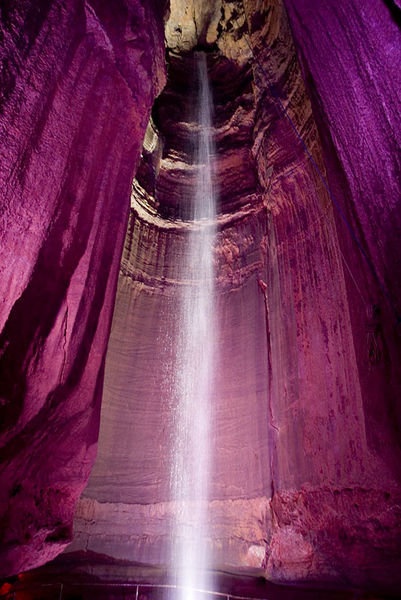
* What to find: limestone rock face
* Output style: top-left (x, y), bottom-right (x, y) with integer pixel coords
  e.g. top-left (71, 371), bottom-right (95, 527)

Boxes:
top-left (282, 0), bottom-right (401, 467)
top-left (165, 0), bottom-right (223, 52)
top-left (0, 0), bottom-right (166, 577)
top-left (1, 0), bottom-right (401, 593)
top-left (67, 0), bottom-right (401, 594)
top-left (267, 0), bottom-right (401, 588)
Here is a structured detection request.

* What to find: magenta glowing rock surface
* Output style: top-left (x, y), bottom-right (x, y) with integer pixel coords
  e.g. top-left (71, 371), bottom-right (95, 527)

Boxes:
top-left (0, 0), bottom-right (401, 594)
top-left (68, 0), bottom-right (401, 593)
top-left (0, 0), bottom-right (165, 578)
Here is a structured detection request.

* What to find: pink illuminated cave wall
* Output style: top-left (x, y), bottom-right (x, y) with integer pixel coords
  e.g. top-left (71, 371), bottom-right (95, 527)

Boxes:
top-left (0, 0), bottom-right (400, 593)
top-left (0, 0), bottom-right (166, 577)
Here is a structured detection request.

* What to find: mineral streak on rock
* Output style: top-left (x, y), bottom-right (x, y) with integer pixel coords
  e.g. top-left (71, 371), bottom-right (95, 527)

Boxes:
top-left (0, 0), bottom-right (166, 577)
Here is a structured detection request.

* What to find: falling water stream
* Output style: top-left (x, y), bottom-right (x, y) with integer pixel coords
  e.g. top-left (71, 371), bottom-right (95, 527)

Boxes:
top-left (170, 52), bottom-right (216, 599)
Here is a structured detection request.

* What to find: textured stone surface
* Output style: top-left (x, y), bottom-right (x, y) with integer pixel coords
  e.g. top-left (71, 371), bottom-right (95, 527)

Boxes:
top-left (244, 0), bottom-right (366, 490)
top-left (68, 0), bottom-right (401, 592)
top-left (268, 0), bottom-right (401, 588)
top-left (165, 0), bottom-right (223, 52)
top-left (72, 192), bottom-right (271, 567)
top-left (268, 486), bottom-right (401, 591)
top-left (282, 0), bottom-right (401, 470)
top-left (1, 0), bottom-right (401, 593)
top-left (148, 51), bottom-right (256, 219)
top-left (71, 5), bottom-right (272, 570)
top-left (69, 495), bottom-right (270, 568)
top-left (0, 0), bottom-right (165, 577)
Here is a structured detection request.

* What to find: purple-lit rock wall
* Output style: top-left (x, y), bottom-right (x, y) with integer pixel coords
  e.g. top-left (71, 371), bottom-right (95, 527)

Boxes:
top-left (283, 0), bottom-right (401, 461)
top-left (69, 0), bottom-right (401, 591)
top-left (1, 0), bottom-right (401, 593)
top-left (259, 0), bottom-right (401, 588)
top-left (0, 0), bottom-right (165, 577)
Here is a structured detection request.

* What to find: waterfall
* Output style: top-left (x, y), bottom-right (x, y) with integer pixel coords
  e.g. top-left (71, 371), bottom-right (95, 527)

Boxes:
top-left (170, 52), bottom-right (216, 598)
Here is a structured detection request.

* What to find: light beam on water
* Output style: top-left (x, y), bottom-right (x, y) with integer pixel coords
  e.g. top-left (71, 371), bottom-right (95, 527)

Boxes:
top-left (170, 52), bottom-right (217, 598)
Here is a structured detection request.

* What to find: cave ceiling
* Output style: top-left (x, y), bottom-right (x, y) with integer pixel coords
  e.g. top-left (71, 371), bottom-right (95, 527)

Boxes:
top-left (133, 0), bottom-right (259, 222)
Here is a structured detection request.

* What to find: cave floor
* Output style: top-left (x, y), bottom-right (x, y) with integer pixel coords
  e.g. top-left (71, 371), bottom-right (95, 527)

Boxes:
top-left (0, 553), bottom-right (397, 600)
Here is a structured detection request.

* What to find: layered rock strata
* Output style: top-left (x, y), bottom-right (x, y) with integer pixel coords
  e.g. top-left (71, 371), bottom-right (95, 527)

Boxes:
top-left (70, 0), bottom-right (401, 593)
top-left (70, 0), bottom-right (400, 589)
top-left (269, 0), bottom-right (401, 588)
top-left (1, 0), bottom-right (400, 593)
top-left (283, 0), bottom-right (401, 469)
top-left (70, 42), bottom-right (272, 569)
top-left (0, 0), bottom-right (166, 577)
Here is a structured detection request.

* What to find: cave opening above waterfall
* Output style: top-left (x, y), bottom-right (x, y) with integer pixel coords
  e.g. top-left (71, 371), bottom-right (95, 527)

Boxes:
top-left (135, 49), bottom-right (257, 221)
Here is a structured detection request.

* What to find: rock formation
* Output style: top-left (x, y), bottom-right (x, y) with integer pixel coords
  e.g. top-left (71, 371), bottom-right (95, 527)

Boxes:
top-left (0, 0), bottom-right (166, 577)
top-left (1, 0), bottom-right (401, 594)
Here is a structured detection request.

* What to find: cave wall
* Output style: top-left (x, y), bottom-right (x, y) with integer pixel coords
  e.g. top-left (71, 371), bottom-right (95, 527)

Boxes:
top-left (68, 0), bottom-right (401, 591)
top-left (0, 0), bottom-right (166, 577)
top-left (69, 37), bottom-right (272, 569)
top-left (246, 0), bottom-right (367, 488)
top-left (70, 205), bottom-right (271, 567)
top-left (1, 0), bottom-right (401, 592)
top-left (235, 0), bottom-right (401, 588)
top-left (282, 0), bottom-right (401, 468)
top-left (274, 0), bottom-right (401, 587)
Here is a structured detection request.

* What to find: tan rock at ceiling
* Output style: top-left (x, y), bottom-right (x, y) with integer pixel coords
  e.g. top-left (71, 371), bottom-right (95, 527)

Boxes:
top-left (165, 0), bottom-right (223, 51)
top-left (165, 0), bottom-right (251, 65)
